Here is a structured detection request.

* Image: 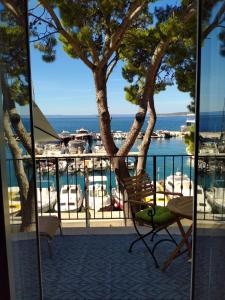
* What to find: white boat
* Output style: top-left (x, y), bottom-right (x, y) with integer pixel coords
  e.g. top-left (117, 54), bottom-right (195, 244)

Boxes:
top-left (126, 159), bottom-right (135, 170)
top-left (113, 131), bottom-right (126, 139)
top-left (93, 142), bottom-right (106, 154)
top-left (59, 130), bottom-right (70, 139)
top-left (196, 186), bottom-right (212, 213)
top-left (8, 186), bottom-right (57, 213)
top-left (75, 128), bottom-right (92, 141)
top-left (68, 139), bottom-right (86, 154)
top-left (165, 172), bottom-right (193, 196)
top-left (94, 158), bottom-right (109, 171)
top-left (112, 188), bottom-right (124, 210)
top-left (37, 187), bottom-right (57, 213)
top-left (8, 187), bottom-right (21, 215)
top-left (180, 114), bottom-right (195, 132)
top-left (206, 187), bottom-right (225, 214)
top-left (42, 143), bottom-right (62, 156)
top-left (54, 184), bottom-right (83, 212)
top-left (87, 176), bottom-right (111, 211)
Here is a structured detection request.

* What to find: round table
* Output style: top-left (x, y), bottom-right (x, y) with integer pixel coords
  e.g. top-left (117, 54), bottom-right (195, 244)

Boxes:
top-left (162, 196), bottom-right (193, 271)
top-left (167, 196), bottom-right (193, 220)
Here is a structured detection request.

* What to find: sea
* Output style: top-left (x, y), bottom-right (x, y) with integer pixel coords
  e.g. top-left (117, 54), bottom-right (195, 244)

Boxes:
top-left (7, 114), bottom-right (224, 189)
top-left (46, 115), bottom-right (188, 155)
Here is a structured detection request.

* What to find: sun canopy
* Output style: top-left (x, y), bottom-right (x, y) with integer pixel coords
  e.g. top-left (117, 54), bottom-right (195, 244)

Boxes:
top-left (33, 101), bottom-right (60, 142)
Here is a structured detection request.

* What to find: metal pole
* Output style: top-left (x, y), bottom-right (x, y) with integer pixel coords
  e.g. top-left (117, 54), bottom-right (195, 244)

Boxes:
top-left (84, 166), bottom-right (90, 228)
top-left (55, 158), bottom-right (61, 222)
top-left (153, 156), bottom-right (157, 211)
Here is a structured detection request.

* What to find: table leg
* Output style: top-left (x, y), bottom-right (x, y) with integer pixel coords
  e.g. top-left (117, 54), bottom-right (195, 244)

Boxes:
top-left (177, 219), bottom-right (192, 256)
top-left (161, 224), bottom-right (192, 272)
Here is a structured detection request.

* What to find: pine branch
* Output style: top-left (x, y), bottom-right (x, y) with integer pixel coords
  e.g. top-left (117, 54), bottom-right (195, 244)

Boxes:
top-left (100, 0), bottom-right (148, 69)
top-left (38, 0), bottom-right (95, 70)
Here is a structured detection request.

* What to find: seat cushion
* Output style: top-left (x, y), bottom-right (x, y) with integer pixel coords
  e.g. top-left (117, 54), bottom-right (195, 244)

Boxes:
top-left (135, 206), bottom-right (175, 226)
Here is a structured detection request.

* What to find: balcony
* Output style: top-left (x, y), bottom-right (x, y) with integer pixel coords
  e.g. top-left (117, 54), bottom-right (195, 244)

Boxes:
top-left (8, 154), bottom-right (225, 226)
top-left (9, 154), bottom-right (225, 299)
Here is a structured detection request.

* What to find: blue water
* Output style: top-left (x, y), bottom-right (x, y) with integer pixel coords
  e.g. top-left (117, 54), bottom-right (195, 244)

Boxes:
top-left (45, 115), bottom-right (186, 133)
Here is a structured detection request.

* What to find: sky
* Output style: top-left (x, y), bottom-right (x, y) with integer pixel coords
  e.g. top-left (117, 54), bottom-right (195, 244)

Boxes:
top-left (29, 0), bottom-right (193, 116)
top-left (30, 45), bottom-right (192, 115)
top-left (200, 25), bottom-right (225, 113)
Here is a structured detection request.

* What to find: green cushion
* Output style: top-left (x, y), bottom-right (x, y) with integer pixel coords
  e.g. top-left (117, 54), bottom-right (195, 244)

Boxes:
top-left (135, 206), bottom-right (175, 226)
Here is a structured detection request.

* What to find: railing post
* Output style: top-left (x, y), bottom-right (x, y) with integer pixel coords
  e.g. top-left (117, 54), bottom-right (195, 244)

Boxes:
top-left (84, 166), bottom-right (90, 228)
top-left (153, 155), bottom-right (157, 208)
top-left (55, 158), bottom-right (61, 222)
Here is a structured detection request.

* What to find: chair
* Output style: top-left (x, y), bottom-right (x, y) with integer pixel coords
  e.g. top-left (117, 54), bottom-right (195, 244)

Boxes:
top-left (122, 173), bottom-right (182, 268)
top-left (39, 216), bottom-right (62, 257)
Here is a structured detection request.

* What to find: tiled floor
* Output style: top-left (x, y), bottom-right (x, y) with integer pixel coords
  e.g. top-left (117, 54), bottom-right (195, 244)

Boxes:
top-left (13, 232), bottom-right (193, 300)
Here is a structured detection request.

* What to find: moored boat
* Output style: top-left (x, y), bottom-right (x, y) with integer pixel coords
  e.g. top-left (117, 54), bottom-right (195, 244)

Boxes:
top-left (165, 172), bottom-right (193, 196)
top-left (206, 187), bottom-right (225, 214)
top-left (87, 176), bottom-right (111, 211)
top-left (54, 184), bottom-right (83, 212)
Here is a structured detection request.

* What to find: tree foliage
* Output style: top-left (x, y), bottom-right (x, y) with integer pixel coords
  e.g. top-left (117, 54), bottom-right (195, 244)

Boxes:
top-left (121, 1), bottom-right (196, 109)
top-left (0, 0), bottom-right (30, 105)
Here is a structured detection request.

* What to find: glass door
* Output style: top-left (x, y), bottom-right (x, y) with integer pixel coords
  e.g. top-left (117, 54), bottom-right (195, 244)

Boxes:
top-left (0, 1), bottom-right (42, 299)
top-left (192, 1), bottom-right (225, 299)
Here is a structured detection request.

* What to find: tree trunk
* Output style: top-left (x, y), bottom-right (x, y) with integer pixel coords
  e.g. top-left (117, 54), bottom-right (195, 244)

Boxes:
top-left (1, 75), bottom-right (32, 155)
top-left (136, 95), bottom-right (156, 174)
top-left (94, 67), bottom-right (118, 157)
top-left (3, 111), bottom-right (36, 231)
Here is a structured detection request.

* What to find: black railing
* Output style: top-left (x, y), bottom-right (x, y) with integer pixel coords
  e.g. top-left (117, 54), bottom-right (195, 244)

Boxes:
top-left (6, 154), bottom-right (225, 224)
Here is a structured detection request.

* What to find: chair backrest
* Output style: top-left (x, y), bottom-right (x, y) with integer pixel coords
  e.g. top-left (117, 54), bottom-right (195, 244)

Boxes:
top-left (123, 173), bottom-right (155, 215)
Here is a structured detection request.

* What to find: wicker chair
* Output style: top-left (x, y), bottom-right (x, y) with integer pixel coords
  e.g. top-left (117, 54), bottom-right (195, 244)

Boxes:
top-left (122, 173), bottom-right (182, 268)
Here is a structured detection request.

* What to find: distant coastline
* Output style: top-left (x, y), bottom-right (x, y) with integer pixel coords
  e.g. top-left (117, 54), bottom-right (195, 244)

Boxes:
top-left (45, 112), bottom-right (189, 118)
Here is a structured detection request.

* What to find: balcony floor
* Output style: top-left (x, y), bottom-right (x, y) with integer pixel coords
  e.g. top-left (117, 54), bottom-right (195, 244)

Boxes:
top-left (40, 233), bottom-right (191, 300)
top-left (13, 230), bottom-right (193, 300)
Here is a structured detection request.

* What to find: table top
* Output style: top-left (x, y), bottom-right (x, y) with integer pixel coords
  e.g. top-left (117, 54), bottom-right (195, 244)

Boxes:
top-left (167, 196), bottom-right (193, 220)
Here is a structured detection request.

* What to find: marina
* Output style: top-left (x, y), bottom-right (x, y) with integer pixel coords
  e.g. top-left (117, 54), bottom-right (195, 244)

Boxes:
top-left (7, 114), bottom-right (225, 220)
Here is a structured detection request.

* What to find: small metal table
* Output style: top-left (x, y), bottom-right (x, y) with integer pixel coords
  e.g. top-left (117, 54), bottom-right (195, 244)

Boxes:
top-left (162, 196), bottom-right (193, 271)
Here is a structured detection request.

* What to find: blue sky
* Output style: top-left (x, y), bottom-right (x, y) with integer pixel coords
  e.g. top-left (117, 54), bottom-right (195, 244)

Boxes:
top-left (30, 44), bottom-right (192, 115)
top-left (29, 0), bottom-right (193, 116)
top-left (200, 25), bottom-right (225, 113)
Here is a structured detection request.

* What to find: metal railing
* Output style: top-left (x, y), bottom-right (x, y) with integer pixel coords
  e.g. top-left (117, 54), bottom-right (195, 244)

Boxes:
top-left (6, 154), bottom-right (225, 224)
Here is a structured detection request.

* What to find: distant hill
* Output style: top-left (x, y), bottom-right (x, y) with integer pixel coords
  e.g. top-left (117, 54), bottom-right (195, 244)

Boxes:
top-left (44, 112), bottom-right (189, 118)
top-left (157, 112), bottom-right (188, 116)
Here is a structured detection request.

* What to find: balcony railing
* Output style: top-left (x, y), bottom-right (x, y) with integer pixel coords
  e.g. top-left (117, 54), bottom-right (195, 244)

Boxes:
top-left (6, 154), bottom-right (225, 224)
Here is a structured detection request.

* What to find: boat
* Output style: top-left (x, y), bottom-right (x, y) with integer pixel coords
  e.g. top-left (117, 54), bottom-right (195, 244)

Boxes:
top-left (42, 143), bottom-right (62, 156)
top-left (165, 172), bottom-right (193, 196)
top-left (37, 187), bottom-right (57, 213)
top-left (180, 114), bottom-right (195, 132)
top-left (68, 139), bottom-right (86, 154)
top-left (126, 159), bottom-right (135, 170)
top-left (92, 142), bottom-right (106, 154)
top-left (87, 176), bottom-right (111, 211)
top-left (54, 184), bottom-right (83, 212)
top-left (59, 130), bottom-right (71, 139)
top-left (112, 181), bottom-right (168, 210)
top-left (67, 159), bottom-right (82, 173)
top-left (155, 130), bottom-right (171, 138)
top-left (8, 186), bottom-right (57, 214)
top-left (113, 131), bottom-right (126, 139)
top-left (206, 186), bottom-right (225, 214)
top-left (8, 187), bottom-right (21, 215)
top-left (196, 186), bottom-right (212, 213)
top-left (75, 128), bottom-right (93, 141)
top-left (112, 188), bottom-right (124, 210)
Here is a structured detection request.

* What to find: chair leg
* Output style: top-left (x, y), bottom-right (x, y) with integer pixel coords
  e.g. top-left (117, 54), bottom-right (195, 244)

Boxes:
top-left (129, 227), bottom-right (154, 252)
top-left (129, 226), bottom-right (159, 268)
top-left (141, 238), bottom-right (159, 268)
top-left (165, 228), bottom-right (178, 247)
